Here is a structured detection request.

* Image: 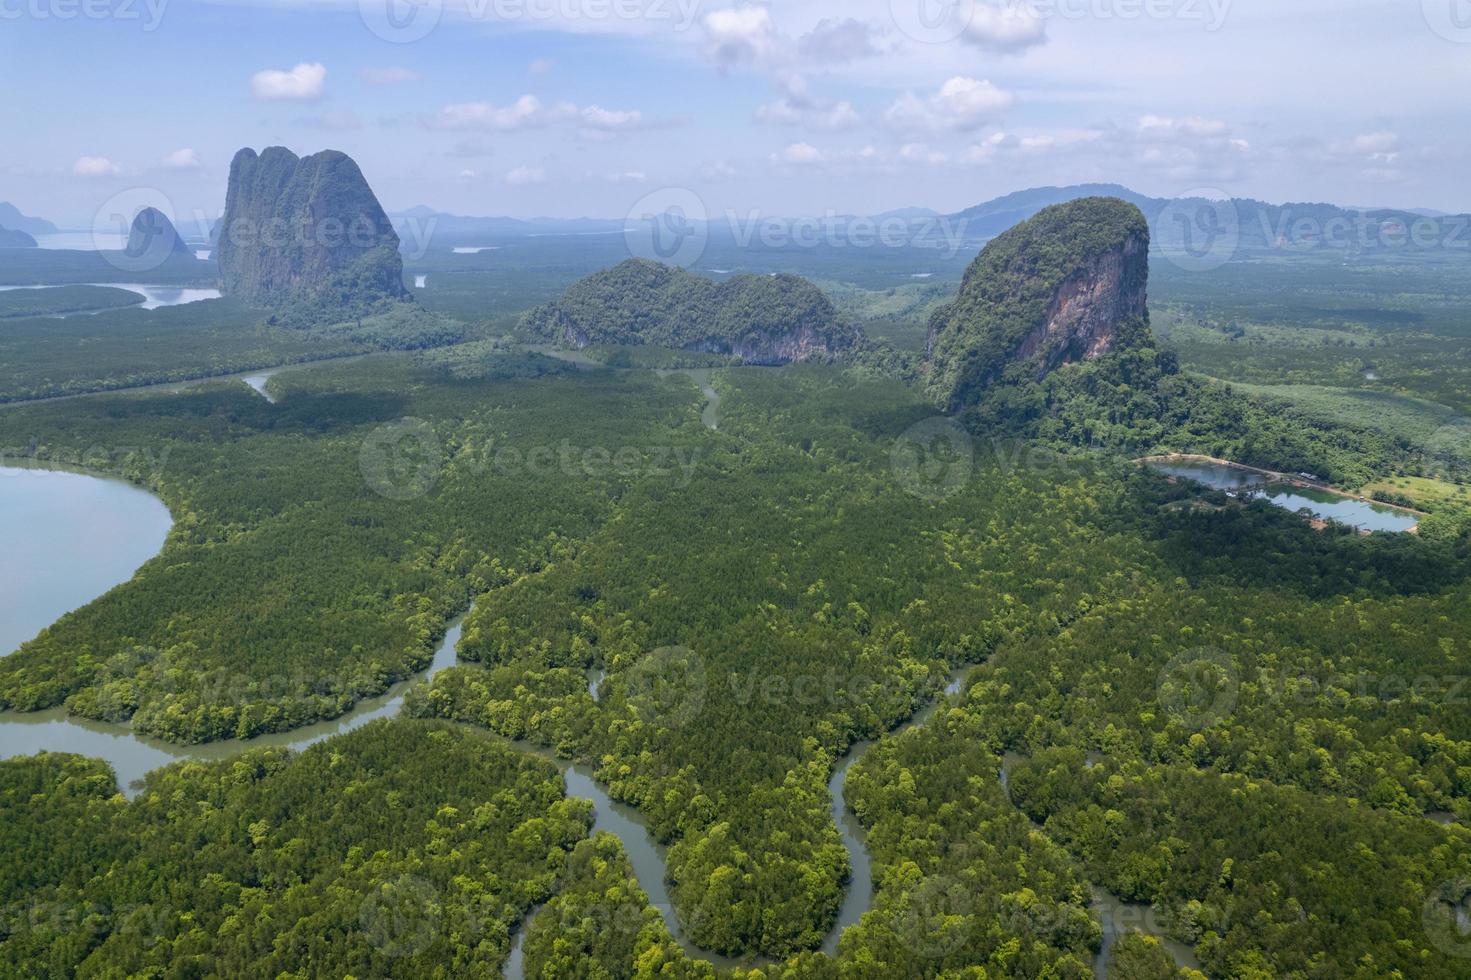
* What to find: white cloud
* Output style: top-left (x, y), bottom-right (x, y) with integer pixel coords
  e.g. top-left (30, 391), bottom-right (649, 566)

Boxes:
top-left (458, 169), bottom-right (478, 179)
top-left (506, 165), bottom-right (547, 185)
top-left (252, 62), bottom-right (327, 101)
top-left (965, 132), bottom-right (1012, 163)
top-left (1351, 131), bottom-right (1399, 154)
top-left (580, 106), bottom-right (645, 131)
top-left (73, 156), bottom-right (120, 177)
top-left (704, 6), bottom-right (783, 68)
top-left (361, 67), bottom-right (419, 85)
top-left (161, 147), bottom-right (201, 170)
top-left (900, 143), bottom-right (949, 164)
top-left (428, 95), bottom-right (570, 131)
top-left (426, 96), bottom-right (657, 136)
top-left (962, 3), bottom-right (1047, 52)
top-left (884, 76), bottom-right (1014, 132)
top-left (798, 17), bottom-right (884, 62)
top-left (775, 142), bottom-right (824, 165)
top-left (605, 171), bottom-right (648, 183)
top-left (1138, 115), bottom-right (1231, 139)
top-left (755, 74), bottom-right (860, 130)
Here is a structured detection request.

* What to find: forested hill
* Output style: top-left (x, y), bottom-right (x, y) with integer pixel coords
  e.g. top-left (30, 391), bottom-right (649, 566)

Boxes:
top-left (926, 196), bottom-right (1151, 412)
top-left (522, 258), bottom-right (859, 365)
top-left (927, 198), bottom-right (1420, 486)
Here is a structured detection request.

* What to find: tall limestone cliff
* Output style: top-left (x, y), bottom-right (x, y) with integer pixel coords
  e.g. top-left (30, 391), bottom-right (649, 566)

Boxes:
top-left (217, 147), bottom-right (408, 313)
top-left (523, 259), bottom-right (858, 365)
top-left (125, 207), bottom-right (191, 264)
top-left (926, 197), bottom-right (1150, 413)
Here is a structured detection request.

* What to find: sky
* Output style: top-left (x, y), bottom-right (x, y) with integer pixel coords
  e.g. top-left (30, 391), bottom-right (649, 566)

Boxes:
top-left (2, 0), bottom-right (1469, 227)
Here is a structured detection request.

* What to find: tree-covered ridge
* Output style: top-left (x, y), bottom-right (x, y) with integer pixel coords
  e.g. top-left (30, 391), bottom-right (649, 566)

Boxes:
top-left (926, 196), bottom-right (1150, 412)
top-left (0, 300), bottom-right (465, 404)
top-left (404, 365), bottom-right (1161, 959)
top-left (522, 259), bottom-right (859, 364)
top-left (0, 358), bottom-right (705, 740)
top-left (0, 285), bottom-right (142, 319)
top-left (3, 360), bottom-right (1470, 976)
top-left (0, 720), bottom-right (589, 978)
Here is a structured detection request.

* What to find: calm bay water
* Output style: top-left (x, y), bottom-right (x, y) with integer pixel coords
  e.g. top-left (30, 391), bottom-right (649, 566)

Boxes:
top-left (0, 464), bottom-right (171, 654)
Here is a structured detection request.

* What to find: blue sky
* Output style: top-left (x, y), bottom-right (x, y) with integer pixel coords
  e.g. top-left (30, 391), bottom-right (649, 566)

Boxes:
top-left (2, 0), bottom-right (1468, 226)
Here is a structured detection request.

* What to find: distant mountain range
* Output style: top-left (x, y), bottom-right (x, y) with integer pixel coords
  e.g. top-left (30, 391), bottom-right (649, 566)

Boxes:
top-left (390, 206), bottom-right (624, 241)
top-left (0, 202), bottom-right (58, 237)
top-left (947, 184), bottom-right (1471, 253)
top-left (392, 187), bottom-right (1468, 257)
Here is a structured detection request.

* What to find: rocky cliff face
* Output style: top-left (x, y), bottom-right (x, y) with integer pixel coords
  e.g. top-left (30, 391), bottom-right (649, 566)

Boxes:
top-left (1010, 232), bottom-right (1147, 371)
top-left (125, 207), bottom-right (191, 264)
top-left (217, 147), bottom-right (408, 312)
top-left (926, 197), bottom-right (1150, 413)
top-left (523, 259), bottom-right (857, 365)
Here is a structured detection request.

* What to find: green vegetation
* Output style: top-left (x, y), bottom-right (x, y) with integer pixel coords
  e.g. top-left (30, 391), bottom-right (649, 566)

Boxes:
top-left (0, 285), bottom-right (142, 319)
top-left (1108, 933), bottom-right (1204, 979)
top-left (0, 249), bottom-right (210, 287)
top-left (0, 357), bottom-right (699, 740)
top-left (927, 197), bottom-right (1150, 411)
top-left (2, 357), bottom-right (1470, 976)
top-left (523, 259), bottom-right (858, 363)
top-left (0, 720), bottom-right (588, 977)
top-left (6, 212), bottom-right (1471, 978)
top-left (0, 299), bottom-right (464, 403)
top-left (1150, 255), bottom-right (1471, 413)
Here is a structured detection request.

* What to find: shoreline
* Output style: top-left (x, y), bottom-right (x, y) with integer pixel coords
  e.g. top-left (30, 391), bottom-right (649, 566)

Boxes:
top-left (1135, 453), bottom-right (1430, 519)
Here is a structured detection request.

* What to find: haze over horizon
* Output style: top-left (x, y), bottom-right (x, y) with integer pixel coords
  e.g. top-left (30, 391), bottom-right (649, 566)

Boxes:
top-left (4, 0), bottom-right (1469, 225)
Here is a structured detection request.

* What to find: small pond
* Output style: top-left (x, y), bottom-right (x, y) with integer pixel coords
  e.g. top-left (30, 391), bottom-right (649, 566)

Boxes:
top-left (1147, 458), bottom-right (1418, 532)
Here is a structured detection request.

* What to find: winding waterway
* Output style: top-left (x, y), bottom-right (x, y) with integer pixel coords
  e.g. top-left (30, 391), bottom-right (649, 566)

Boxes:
top-left (0, 378), bottom-right (1052, 973)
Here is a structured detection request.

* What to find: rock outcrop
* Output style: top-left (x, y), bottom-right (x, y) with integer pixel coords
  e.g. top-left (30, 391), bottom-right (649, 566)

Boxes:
top-left (217, 146), bottom-right (408, 312)
top-left (0, 225), bottom-right (38, 248)
top-left (523, 259), bottom-right (858, 365)
top-left (926, 197), bottom-right (1149, 413)
top-left (125, 207), bottom-right (191, 264)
